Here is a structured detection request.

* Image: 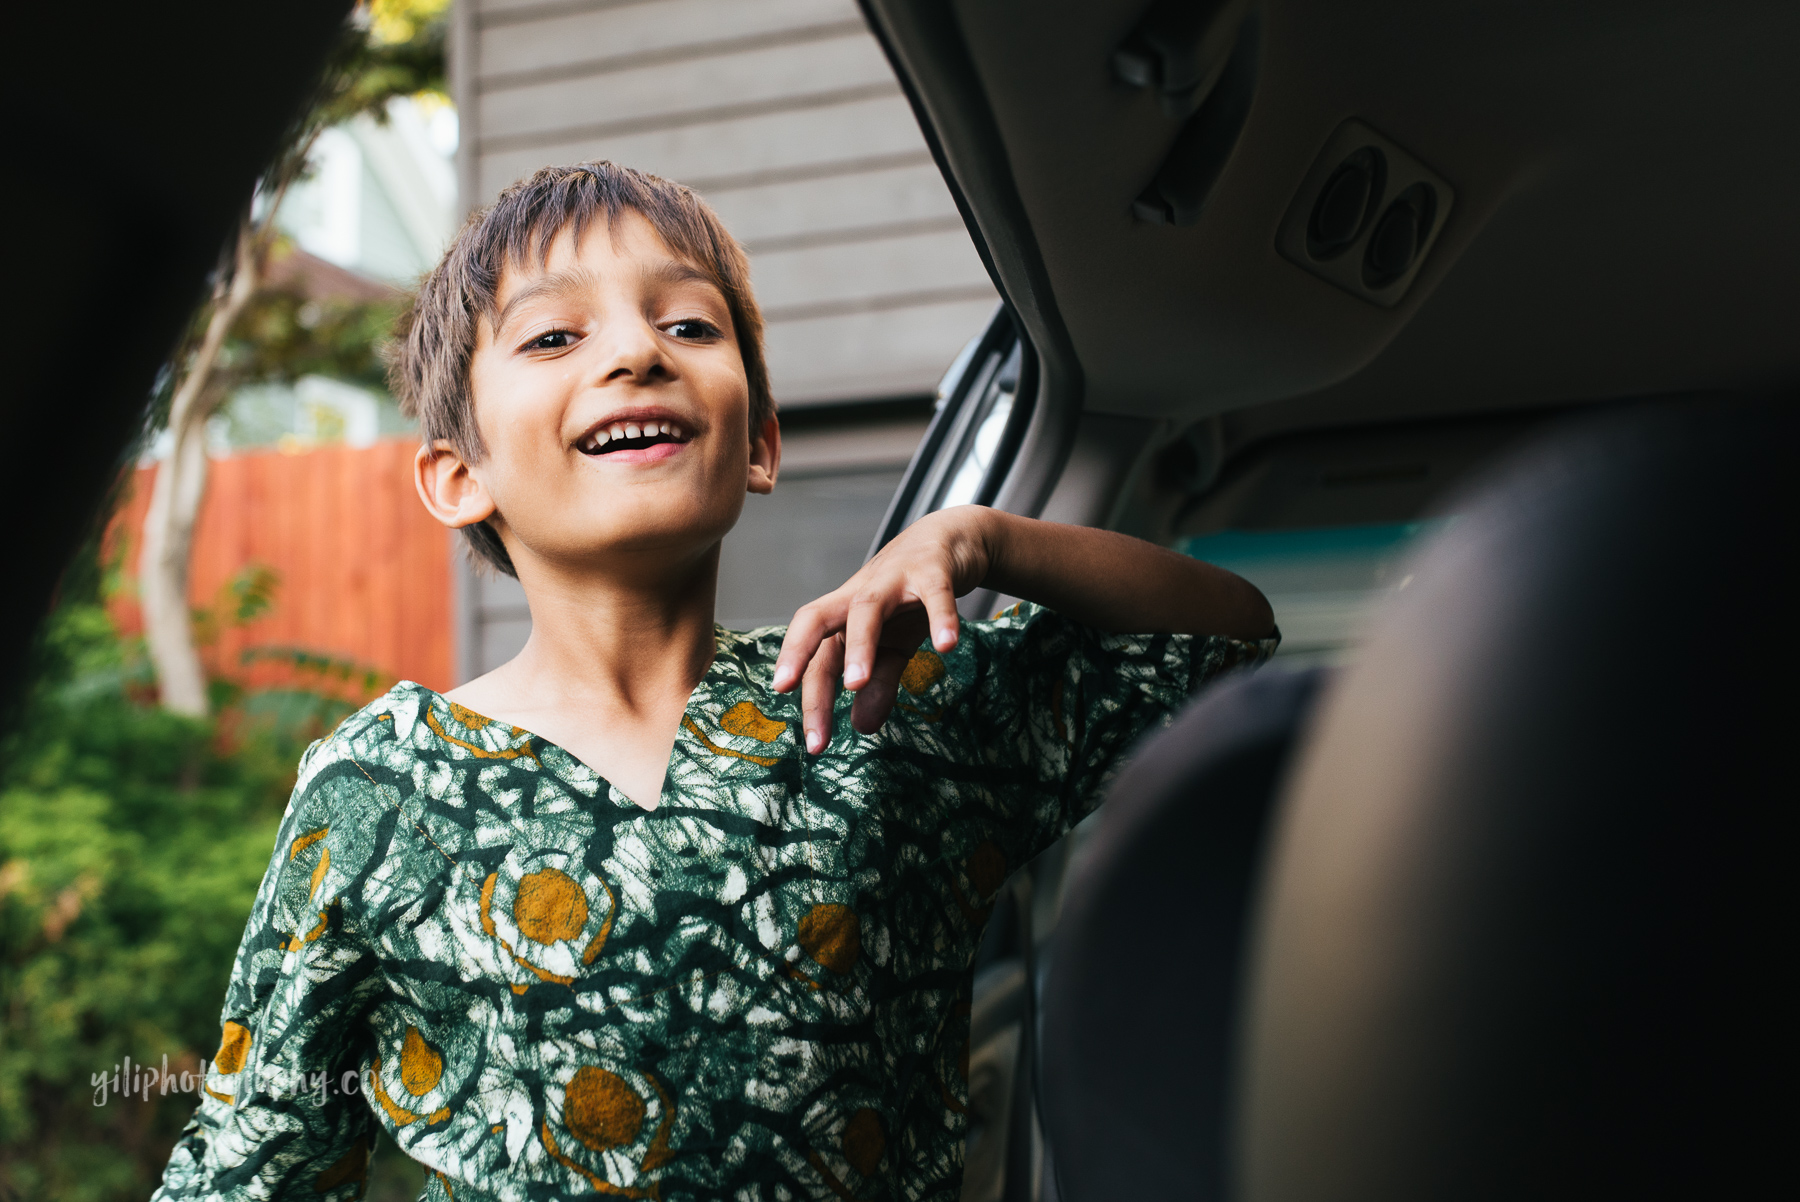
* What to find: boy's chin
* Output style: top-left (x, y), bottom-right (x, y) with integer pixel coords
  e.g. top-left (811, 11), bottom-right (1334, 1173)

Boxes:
top-left (528, 512), bottom-right (742, 568)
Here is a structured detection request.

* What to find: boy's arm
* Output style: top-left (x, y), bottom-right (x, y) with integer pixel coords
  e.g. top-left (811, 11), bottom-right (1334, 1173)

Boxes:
top-left (772, 505), bottom-right (1274, 750)
top-left (972, 509), bottom-right (1274, 637)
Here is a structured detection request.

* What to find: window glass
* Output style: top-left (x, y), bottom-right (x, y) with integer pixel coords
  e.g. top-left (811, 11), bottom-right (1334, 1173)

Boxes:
top-left (1180, 520), bottom-right (1448, 665)
top-left (939, 388), bottom-right (1015, 509)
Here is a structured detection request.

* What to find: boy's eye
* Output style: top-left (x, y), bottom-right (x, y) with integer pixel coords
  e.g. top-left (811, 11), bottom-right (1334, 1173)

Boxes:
top-left (526, 330), bottom-right (577, 351)
top-left (666, 319), bottom-right (721, 341)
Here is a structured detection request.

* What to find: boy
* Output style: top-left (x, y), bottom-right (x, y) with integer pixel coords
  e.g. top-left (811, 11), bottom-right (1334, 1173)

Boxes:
top-left (154, 162), bottom-right (1276, 1201)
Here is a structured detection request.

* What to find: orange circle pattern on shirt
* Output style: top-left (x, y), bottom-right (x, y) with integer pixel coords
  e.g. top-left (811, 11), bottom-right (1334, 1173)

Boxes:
top-left (400, 1026), bottom-right (443, 1096)
top-left (900, 651), bottom-right (946, 695)
top-left (843, 1108), bottom-right (886, 1178)
top-left (967, 842), bottom-right (1006, 898)
top-left (515, 868), bottom-right (589, 944)
top-left (798, 904), bottom-right (861, 974)
top-left (720, 700), bottom-right (787, 742)
top-left (565, 1066), bottom-right (646, 1151)
top-left (214, 1021), bottom-right (253, 1074)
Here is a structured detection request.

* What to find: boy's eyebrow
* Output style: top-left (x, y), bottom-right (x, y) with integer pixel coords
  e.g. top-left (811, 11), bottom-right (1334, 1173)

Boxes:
top-left (493, 267), bottom-right (598, 333)
top-left (644, 259), bottom-right (718, 292)
top-left (493, 260), bottom-right (724, 335)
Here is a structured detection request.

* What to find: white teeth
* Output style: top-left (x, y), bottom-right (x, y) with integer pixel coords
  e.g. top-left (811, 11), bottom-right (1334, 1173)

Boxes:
top-left (587, 420), bottom-right (684, 449)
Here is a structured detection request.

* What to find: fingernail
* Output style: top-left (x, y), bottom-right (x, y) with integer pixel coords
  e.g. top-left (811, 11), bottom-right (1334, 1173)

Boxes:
top-left (806, 729), bottom-right (822, 754)
top-left (937, 627), bottom-right (958, 648)
top-left (773, 665), bottom-right (793, 690)
top-left (844, 664), bottom-right (867, 688)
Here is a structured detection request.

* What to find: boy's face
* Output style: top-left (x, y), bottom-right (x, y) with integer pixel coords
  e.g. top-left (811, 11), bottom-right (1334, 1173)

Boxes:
top-left (446, 210), bottom-right (775, 577)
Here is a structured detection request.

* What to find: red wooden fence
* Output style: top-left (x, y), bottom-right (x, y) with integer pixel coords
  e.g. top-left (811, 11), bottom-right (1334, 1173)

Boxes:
top-left (107, 439), bottom-right (454, 701)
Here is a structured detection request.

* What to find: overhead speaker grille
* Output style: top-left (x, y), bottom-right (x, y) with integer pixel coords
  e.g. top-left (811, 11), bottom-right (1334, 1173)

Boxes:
top-left (1276, 120), bottom-right (1454, 307)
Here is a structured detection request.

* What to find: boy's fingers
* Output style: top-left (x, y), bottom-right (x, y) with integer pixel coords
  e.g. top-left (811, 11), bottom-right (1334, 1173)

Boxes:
top-left (850, 646), bottom-right (910, 734)
top-left (841, 591), bottom-right (895, 691)
top-left (801, 635), bottom-right (843, 754)
top-left (774, 595), bottom-right (847, 692)
top-left (917, 574), bottom-right (962, 652)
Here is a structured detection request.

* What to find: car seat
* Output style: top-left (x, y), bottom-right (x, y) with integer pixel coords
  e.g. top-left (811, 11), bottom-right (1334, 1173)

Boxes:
top-left (1042, 397), bottom-right (1794, 1202)
top-left (1042, 665), bottom-right (1328, 1201)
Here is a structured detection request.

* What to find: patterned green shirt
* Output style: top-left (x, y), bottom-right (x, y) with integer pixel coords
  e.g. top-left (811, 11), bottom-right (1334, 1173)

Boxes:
top-left (153, 604), bottom-right (1275, 1202)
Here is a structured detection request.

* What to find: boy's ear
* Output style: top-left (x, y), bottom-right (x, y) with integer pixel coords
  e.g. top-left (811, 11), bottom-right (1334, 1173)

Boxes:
top-left (747, 415), bottom-right (781, 496)
top-left (414, 440), bottom-right (498, 529)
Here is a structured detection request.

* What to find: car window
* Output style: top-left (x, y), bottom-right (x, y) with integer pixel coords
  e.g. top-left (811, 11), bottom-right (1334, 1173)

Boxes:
top-left (1181, 520), bottom-right (1447, 665)
top-left (872, 306), bottom-right (1034, 558)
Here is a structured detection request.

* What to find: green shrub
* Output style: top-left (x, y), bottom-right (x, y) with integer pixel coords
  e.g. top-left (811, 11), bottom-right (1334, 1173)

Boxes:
top-left (0, 573), bottom-right (422, 1200)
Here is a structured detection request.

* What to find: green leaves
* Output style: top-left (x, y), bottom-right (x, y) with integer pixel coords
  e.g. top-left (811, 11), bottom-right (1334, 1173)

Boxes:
top-left (222, 280), bottom-right (403, 394)
top-left (0, 567), bottom-right (394, 1197)
top-left (189, 563), bottom-right (281, 653)
top-left (317, 19), bottom-right (449, 130)
top-left (0, 600), bottom-right (291, 1200)
top-left (240, 644), bottom-right (387, 698)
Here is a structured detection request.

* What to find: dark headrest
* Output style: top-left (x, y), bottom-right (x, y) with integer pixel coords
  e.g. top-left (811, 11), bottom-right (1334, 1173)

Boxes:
top-left (1043, 665), bottom-right (1328, 1202)
top-left (1236, 398), bottom-right (1797, 1202)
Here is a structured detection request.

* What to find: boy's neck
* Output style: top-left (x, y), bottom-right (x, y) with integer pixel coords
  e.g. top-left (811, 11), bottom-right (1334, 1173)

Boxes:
top-left (442, 537), bottom-right (722, 807)
top-left (447, 538), bottom-right (722, 744)
top-left (512, 542), bottom-right (720, 708)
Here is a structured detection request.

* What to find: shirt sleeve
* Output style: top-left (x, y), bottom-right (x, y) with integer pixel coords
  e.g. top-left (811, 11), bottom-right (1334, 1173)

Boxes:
top-left (953, 602), bottom-right (1278, 864)
top-left (152, 739), bottom-right (385, 1202)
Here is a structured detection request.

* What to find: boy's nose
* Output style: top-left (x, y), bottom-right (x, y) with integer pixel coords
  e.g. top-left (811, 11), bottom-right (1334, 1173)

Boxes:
top-left (592, 321), bottom-right (671, 385)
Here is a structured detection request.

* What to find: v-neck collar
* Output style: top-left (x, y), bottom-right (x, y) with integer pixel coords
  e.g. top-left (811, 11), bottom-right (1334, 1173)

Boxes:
top-left (397, 626), bottom-right (755, 816)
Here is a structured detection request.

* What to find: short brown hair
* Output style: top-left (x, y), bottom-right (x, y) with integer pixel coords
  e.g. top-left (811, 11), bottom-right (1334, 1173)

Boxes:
top-left (389, 161), bottom-right (774, 577)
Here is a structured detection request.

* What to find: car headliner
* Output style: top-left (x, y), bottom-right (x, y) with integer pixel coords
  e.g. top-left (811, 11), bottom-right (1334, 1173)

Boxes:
top-left (862, 0), bottom-right (1800, 438)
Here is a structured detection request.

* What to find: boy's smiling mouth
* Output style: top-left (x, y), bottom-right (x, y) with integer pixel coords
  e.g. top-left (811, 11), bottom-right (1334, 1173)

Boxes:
top-left (576, 413), bottom-right (693, 463)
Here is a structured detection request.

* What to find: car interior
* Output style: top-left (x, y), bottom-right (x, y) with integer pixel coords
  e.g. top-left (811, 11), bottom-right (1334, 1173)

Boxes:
top-left (855, 1), bottom-right (1795, 1199)
top-left (11, 2), bottom-right (1791, 1200)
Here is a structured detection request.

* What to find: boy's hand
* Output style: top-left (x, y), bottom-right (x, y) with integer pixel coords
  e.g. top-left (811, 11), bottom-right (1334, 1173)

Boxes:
top-left (772, 507), bottom-right (996, 752)
top-left (769, 505), bottom-right (1274, 754)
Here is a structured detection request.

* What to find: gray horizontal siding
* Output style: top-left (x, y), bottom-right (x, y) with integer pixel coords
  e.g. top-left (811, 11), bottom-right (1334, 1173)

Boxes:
top-left (710, 158), bottom-right (959, 247)
top-left (716, 466), bottom-right (911, 631)
top-left (479, 0), bottom-right (862, 79)
top-left (478, 31), bottom-right (891, 146)
top-left (752, 227), bottom-right (991, 312)
top-left (763, 297), bottom-right (1000, 403)
top-left (476, 92), bottom-right (925, 205)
